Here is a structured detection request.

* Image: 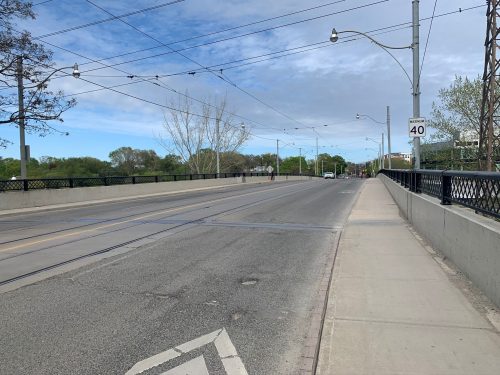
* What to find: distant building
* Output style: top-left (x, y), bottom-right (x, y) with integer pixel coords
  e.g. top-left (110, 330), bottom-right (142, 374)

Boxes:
top-left (384, 152), bottom-right (412, 163)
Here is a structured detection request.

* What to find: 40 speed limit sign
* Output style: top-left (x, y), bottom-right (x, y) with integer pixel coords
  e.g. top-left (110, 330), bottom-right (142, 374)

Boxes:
top-left (408, 117), bottom-right (426, 137)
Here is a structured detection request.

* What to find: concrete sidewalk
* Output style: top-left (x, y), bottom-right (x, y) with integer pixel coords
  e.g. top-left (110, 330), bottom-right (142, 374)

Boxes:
top-left (317, 178), bottom-right (500, 374)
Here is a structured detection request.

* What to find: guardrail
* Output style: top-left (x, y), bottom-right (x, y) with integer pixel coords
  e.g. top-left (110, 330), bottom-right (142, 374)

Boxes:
top-left (0, 172), bottom-right (302, 192)
top-left (381, 169), bottom-right (500, 219)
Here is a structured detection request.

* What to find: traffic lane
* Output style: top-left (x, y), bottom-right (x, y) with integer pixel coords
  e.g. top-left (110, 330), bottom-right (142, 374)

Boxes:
top-left (219, 178), bottom-right (363, 227)
top-left (0, 181), bottom-right (309, 243)
top-left (0, 224), bottom-right (337, 374)
top-left (0, 180), bottom-right (354, 374)
top-left (0, 182), bottom-right (321, 284)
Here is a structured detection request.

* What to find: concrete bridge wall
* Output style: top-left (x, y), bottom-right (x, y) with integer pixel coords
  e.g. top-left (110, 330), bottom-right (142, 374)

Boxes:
top-left (0, 175), bottom-right (314, 211)
top-left (379, 174), bottom-right (500, 308)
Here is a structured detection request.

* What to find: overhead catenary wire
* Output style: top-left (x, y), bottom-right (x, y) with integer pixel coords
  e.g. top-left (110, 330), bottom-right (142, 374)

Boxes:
top-left (34, 0), bottom-right (186, 40)
top-left (419, 0), bottom-right (438, 80)
top-left (84, 0), bottom-right (323, 131)
top-left (54, 4), bottom-right (484, 78)
top-left (8, 1), bottom-right (480, 141)
top-left (75, 76), bottom-right (294, 144)
top-left (49, 1), bottom-right (480, 82)
top-left (76, 0), bottom-right (390, 72)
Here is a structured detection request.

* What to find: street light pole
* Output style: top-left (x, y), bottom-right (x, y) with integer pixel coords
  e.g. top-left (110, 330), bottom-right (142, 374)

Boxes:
top-left (299, 147), bottom-right (302, 175)
top-left (412, 0), bottom-right (421, 169)
top-left (387, 106), bottom-right (392, 169)
top-left (356, 111), bottom-right (390, 169)
top-left (276, 139), bottom-right (280, 176)
top-left (16, 56), bottom-right (27, 179)
top-left (216, 118), bottom-right (220, 177)
top-left (15, 57), bottom-right (80, 179)
top-left (381, 132), bottom-right (385, 169)
top-left (331, 1), bottom-right (420, 167)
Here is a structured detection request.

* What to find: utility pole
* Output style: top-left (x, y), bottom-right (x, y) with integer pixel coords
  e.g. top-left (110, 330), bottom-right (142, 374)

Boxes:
top-left (315, 136), bottom-right (319, 176)
top-left (381, 132), bottom-right (385, 169)
top-left (16, 56), bottom-right (28, 180)
top-left (479, 0), bottom-right (500, 171)
top-left (276, 139), bottom-right (280, 176)
top-left (299, 147), bottom-right (302, 175)
top-left (412, 0), bottom-right (421, 169)
top-left (321, 159), bottom-right (324, 175)
top-left (387, 106), bottom-right (392, 169)
top-left (216, 118), bottom-right (220, 177)
top-left (334, 162), bottom-right (337, 178)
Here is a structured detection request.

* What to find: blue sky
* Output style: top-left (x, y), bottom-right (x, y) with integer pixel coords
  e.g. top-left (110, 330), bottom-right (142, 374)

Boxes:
top-left (2, 0), bottom-right (486, 164)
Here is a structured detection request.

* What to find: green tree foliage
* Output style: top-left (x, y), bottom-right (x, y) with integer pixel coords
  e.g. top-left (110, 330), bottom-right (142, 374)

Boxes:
top-left (159, 154), bottom-right (184, 174)
top-left (0, 0), bottom-right (76, 148)
top-left (280, 156), bottom-right (308, 174)
top-left (0, 156), bottom-right (111, 179)
top-left (429, 76), bottom-right (483, 142)
top-left (317, 153), bottom-right (347, 175)
top-left (108, 147), bottom-right (163, 175)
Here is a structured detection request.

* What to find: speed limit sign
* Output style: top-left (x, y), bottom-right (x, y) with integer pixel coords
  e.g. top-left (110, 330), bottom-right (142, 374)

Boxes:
top-left (408, 117), bottom-right (426, 137)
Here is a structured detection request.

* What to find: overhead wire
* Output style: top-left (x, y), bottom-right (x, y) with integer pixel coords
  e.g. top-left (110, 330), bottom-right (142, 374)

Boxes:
top-left (75, 0), bottom-right (389, 72)
top-left (38, 3), bottom-right (482, 138)
top-left (10, 2), bottom-right (485, 141)
top-left (419, 0), bottom-right (438, 80)
top-left (83, 0), bottom-right (421, 137)
top-left (34, 1), bottom-right (186, 40)
top-left (53, 4), bottom-right (483, 78)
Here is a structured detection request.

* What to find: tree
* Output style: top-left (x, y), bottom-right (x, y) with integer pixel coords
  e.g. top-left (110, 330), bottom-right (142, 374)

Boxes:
top-left (159, 93), bottom-right (249, 173)
top-left (317, 153), bottom-right (346, 175)
top-left (0, 0), bottom-right (76, 148)
top-left (159, 154), bottom-right (184, 174)
top-left (280, 156), bottom-right (307, 174)
top-left (109, 147), bottom-right (138, 175)
top-left (428, 76), bottom-right (484, 144)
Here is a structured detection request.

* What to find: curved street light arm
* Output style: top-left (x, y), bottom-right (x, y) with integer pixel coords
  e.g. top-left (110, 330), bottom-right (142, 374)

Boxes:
top-left (357, 113), bottom-right (384, 125)
top-left (334, 30), bottom-right (412, 50)
top-left (330, 29), bottom-right (413, 86)
top-left (22, 64), bottom-right (80, 90)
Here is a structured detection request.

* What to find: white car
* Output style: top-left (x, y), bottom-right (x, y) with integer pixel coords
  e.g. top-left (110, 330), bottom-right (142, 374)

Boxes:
top-left (324, 172), bottom-right (334, 179)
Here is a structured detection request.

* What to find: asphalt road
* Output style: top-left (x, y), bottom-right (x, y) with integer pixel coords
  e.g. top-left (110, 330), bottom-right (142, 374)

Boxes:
top-left (0, 178), bottom-right (364, 374)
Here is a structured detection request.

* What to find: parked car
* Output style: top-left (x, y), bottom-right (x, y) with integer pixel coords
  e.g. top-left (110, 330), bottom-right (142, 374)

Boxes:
top-left (324, 172), bottom-right (334, 179)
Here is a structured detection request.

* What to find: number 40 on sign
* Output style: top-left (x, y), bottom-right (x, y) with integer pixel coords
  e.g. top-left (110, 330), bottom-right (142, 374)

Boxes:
top-left (408, 117), bottom-right (426, 137)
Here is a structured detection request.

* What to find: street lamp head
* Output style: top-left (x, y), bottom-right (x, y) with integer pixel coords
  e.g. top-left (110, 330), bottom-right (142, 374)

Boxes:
top-left (356, 113), bottom-right (360, 120)
top-left (329, 28), bottom-right (339, 43)
top-left (240, 122), bottom-right (245, 129)
top-left (72, 63), bottom-right (80, 78)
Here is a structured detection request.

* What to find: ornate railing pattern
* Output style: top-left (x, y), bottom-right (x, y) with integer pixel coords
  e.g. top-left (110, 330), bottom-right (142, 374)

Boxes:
top-left (0, 173), bottom-right (296, 193)
top-left (381, 169), bottom-right (500, 219)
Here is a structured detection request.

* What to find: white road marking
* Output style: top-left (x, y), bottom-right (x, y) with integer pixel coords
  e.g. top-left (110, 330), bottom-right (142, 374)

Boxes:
top-left (160, 356), bottom-right (209, 375)
top-left (125, 327), bottom-right (248, 375)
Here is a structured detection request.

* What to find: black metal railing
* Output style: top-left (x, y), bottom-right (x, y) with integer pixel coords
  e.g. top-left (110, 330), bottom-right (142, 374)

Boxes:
top-left (0, 172), bottom-right (303, 193)
top-left (381, 169), bottom-right (500, 219)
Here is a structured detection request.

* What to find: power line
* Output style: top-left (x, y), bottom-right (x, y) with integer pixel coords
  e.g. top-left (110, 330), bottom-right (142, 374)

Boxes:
top-left (82, 0), bottom-right (406, 134)
top-left (8, 3), bottom-right (484, 137)
top-left (419, 0), bottom-right (438, 79)
top-left (34, 1), bottom-right (186, 39)
top-left (72, 3), bottom-right (483, 77)
top-left (77, 0), bottom-right (389, 71)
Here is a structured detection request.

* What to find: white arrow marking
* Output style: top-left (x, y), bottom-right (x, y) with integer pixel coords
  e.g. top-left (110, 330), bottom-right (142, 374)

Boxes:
top-left (125, 328), bottom-right (248, 375)
top-left (160, 355), bottom-right (209, 375)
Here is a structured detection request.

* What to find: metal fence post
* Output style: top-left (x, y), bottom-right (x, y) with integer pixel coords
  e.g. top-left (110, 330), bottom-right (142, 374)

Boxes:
top-left (415, 172), bottom-right (422, 193)
top-left (441, 173), bottom-right (452, 205)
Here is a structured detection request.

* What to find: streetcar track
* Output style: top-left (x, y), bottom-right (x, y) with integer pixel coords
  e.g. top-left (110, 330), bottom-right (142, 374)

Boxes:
top-left (0, 181), bottom-right (306, 246)
top-left (0, 182), bottom-right (322, 287)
